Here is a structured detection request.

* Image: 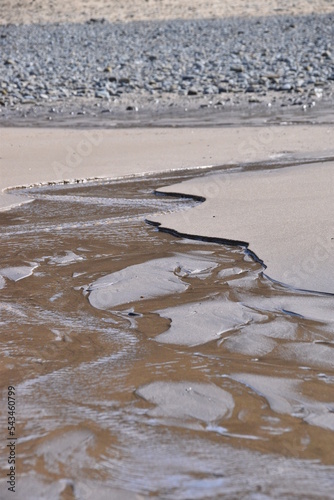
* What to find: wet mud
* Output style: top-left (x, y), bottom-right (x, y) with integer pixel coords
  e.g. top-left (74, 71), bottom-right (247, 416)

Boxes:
top-left (1, 168), bottom-right (334, 498)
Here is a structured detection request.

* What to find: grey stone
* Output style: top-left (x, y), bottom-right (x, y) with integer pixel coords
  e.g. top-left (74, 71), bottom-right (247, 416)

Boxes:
top-left (95, 90), bottom-right (110, 99)
top-left (0, 12), bottom-right (332, 115)
top-left (230, 65), bottom-right (244, 73)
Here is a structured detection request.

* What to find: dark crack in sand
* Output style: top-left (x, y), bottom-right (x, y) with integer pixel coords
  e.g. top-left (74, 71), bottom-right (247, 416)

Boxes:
top-left (1, 168), bottom-right (334, 499)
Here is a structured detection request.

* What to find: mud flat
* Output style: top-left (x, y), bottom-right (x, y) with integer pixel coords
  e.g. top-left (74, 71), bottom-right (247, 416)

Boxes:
top-left (1, 171), bottom-right (334, 500)
top-left (1, 124), bottom-right (334, 292)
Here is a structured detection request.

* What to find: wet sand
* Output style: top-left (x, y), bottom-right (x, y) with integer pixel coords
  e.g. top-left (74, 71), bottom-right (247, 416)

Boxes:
top-left (1, 125), bottom-right (334, 292)
top-left (150, 160), bottom-right (334, 294)
top-left (1, 0), bottom-right (334, 494)
top-left (1, 125), bottom-right (334, 499)
top-left (1, 172), bottom-right (334, 499)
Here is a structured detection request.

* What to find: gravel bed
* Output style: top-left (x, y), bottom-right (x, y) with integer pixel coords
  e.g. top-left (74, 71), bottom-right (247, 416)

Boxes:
top-left (0, 13), bottom-right (333, 121)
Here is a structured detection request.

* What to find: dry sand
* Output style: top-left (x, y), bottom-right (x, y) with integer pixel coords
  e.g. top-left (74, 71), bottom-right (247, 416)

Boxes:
top-left (1, 125), bottom-right (333, 209)
top-left (1, 125), bottom-right (333, 293)
top-left (1, 0), bottom-right (333, 25)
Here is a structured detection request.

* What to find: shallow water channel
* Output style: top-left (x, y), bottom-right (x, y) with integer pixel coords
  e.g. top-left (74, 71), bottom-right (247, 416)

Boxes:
top-left (1, 167), bottom-right (334, 499)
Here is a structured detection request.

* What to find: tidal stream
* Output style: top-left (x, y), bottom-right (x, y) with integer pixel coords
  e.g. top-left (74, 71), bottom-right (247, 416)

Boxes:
top-left (1, 167), bottom-right (334, 499)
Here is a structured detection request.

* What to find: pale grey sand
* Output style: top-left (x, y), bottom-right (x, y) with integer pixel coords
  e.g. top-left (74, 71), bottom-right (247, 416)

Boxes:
top-left (0, 264), bottom-right (38, 281)
top-left (152, 161), bottom-right (334, 294)
top-left (48, 251), bottom-right (85, 266)
top-left (238, 294), bottom-right (334, 324)
top-left (155, 299), bottom-right (263, 346)
top-left (277, 343), bottom-right (334, 371)
top-left (1, 126), bottom-right (333, 211)
top-left (221, 319), bottom-right (296, 356)
top-left (87, 255), bottom-right (217, 310)
top-left (136, 381), bottom-right (234, 422)
top-left (231, 373), bottom-right (334, 432)
top-left (2, 0), bottom-right (333, 25)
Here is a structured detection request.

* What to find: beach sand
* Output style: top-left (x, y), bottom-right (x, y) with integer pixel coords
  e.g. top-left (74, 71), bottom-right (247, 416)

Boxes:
top-left (1, 124), bottom-right (333, 203)
top-left (1, 163), bottom-right (334, 500)
top-left (1, 0), bottom-right (334, 498)
top-left (1, 125), bottom-right (333, 291)
top-left (1, 0), bottom-right (333, 25)
top-left (150, 160), bottom-right (334, 294)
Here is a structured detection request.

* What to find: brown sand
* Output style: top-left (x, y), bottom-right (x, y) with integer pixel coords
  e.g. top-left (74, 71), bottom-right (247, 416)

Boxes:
top-left (1, 0), bottom-right (333, 25)
top-left (1, 172), bottom-right (334, 499)
top-left (1, 0), bottom-right (334, 497)
top-left (1, 124), bottom-right (334, 496)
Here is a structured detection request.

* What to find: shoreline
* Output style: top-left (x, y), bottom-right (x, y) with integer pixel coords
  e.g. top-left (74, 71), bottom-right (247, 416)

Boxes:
top-left (2, 1), bottom-right (334, 497)
top-left (2, 166), bottom-right (334, 498)
top-left (1, 98), bottom-right (334, 129)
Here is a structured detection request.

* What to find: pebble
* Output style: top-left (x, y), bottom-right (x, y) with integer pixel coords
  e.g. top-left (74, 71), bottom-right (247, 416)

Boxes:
top-left (248, 96), bottom-right (261, 103)
top-left (95, 90), bottom-right (110, 99)
top-left (0, 13), bottom-right (333, 114)
top-left (280, 83), bottom-right (293, 91)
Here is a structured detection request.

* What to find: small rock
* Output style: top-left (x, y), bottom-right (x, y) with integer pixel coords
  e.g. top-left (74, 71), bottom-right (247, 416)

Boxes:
top-left (322, 51), bottom-right (331, 59)
top-left (86, 18), bottom-right (106, 24)
top-left (20, 95), bottom-right (35, 104)
top-left (230, 65), bottom-right (244, 73)
top-left (95, 90), bottom-right (110, 99)
top-left (280, 83), bottom-right (293, 91)
top-left (248, 96), bottom-right (261, 103)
